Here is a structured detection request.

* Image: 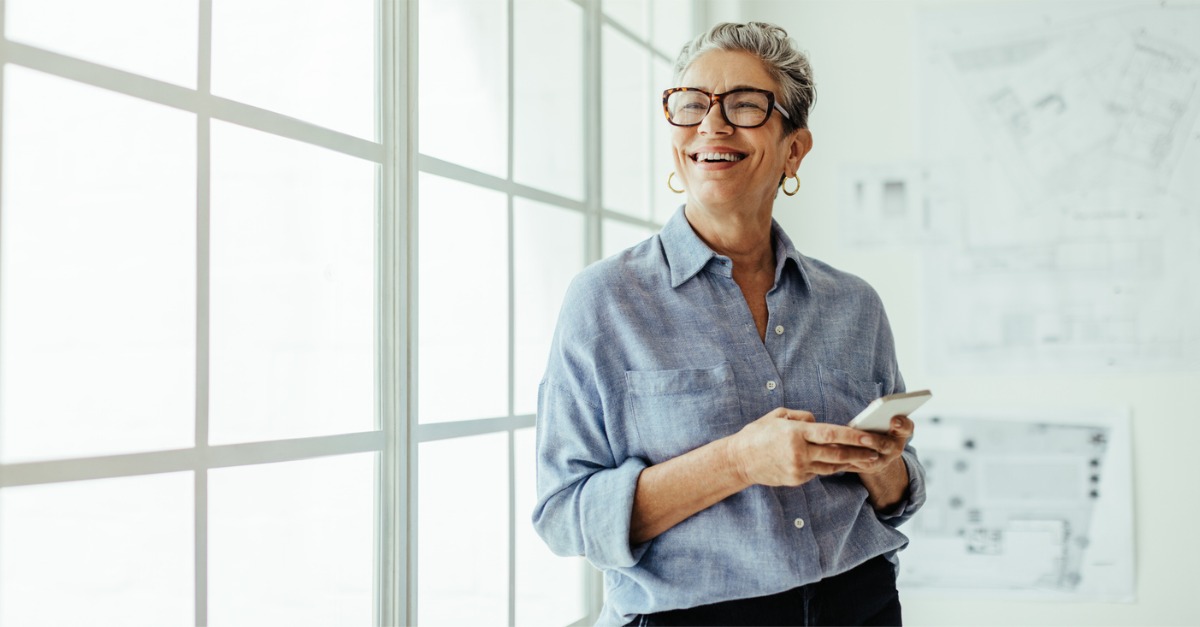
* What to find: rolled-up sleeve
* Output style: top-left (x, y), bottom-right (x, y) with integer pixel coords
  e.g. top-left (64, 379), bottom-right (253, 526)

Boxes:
top-left (531, 269), bottom-right (653, 570)
top-left (532, 379), bottom-right (650, 570)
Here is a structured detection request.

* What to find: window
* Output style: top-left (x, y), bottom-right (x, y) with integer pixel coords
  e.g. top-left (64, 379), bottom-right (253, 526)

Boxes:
top-left (0, 1), bottom-right (699, 625)
top-left (0, 1), bottom-right (390, 624)
top-left (414, 1), bottom-right (698, 624)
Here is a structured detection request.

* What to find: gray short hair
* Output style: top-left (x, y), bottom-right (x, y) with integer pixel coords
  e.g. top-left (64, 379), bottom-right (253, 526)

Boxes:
top-left (673, 22), bottom-right (816, 131)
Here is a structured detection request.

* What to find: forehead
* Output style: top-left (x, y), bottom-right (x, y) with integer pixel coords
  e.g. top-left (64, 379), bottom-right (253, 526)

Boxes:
top-left (679, 49), bottom-right (778, 93)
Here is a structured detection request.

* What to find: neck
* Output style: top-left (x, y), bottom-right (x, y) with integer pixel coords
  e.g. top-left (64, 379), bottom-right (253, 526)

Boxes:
top-left (684, 202), bottom-right (775, 273)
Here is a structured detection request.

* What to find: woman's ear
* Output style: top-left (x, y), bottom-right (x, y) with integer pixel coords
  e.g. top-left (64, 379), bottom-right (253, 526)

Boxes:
top-left (787, 128), bottom-right (813, 173)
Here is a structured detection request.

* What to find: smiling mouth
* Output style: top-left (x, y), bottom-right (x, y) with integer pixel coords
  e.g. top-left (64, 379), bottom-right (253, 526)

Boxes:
top-left (691, 151), bottom-right (747, 163)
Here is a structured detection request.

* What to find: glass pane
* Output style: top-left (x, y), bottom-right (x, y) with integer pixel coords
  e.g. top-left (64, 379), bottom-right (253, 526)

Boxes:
top-left (209, 454), bottom-right (375, 626)
top-left (418, 174), bottom-right (508, 423)
top-left (602, 219), bottom-right (654, 259)
top-left (419, 0), bottom-right (508, 177)
top-left (208, 121), bottom-right (375, 444)
top-left (5, 0), bottom-right (197, 87)
top-left (513, 200), bottom-right (586, 416)
top-left (0, 473), bottom-right (193, 626)
top-left (652, 58), bottom-right (683, 224)
top-left (652, 0), bottom-right (694, 57)
top-left (602, 26), bottom-right (651, 218)
top-left (419, 433), bottom-right (508, 626)
top-left (0, 66), bottom-right (195, 463)
top-left (513, 0), bottom-right (584, 200)
top-left (211, 0), bottom-right (375, 139)
top-left (602, 0), bottom-right (647, 39)
top-left (515, 427), bottom-right (588, 626)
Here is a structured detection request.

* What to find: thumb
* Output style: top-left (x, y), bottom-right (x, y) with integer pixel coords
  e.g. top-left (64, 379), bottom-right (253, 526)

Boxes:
top-left (784, 409), bottom-right (816, 423)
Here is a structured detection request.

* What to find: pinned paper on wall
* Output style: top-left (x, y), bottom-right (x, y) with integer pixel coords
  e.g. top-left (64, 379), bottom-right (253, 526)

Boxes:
top-left (918, 2), bottom-right (1200, 374)
top-left (898, 407), bottom-right (1135, 602)
top-left (840, 2), bottom-right (1200, 374)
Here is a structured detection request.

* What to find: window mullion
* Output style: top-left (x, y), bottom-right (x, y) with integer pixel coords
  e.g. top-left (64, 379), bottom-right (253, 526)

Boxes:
top-left (195, 2), bottom-right (213, 625)
top-left (584, 0), bottom-right (603, 265)
top-left (506, 0), bottom-right (518, 624)
top-left (583, 1), bottom-right (606, 622)
top-left (377, 0), bottom-right (418, 625)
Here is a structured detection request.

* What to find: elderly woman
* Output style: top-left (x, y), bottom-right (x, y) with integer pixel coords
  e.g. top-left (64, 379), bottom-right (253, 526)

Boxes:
top-left (533, 22), bottom-right (926, 626)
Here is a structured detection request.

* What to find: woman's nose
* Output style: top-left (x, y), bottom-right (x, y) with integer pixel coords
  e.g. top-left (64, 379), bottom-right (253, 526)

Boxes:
top-left (697, 101), bottom-right (733, 135)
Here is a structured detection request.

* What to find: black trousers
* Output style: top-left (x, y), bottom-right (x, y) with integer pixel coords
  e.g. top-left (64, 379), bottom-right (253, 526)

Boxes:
top-left (628, 555), bottom-right (902, 627)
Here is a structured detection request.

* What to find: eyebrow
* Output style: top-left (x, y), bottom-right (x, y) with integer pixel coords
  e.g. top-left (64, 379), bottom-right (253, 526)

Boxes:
top-left (685, 84), bottom-right (768, 92)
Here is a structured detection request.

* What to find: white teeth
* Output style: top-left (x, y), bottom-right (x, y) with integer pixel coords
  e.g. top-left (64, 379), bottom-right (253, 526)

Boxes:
top-left (694, 152), bottom-right (745, 162)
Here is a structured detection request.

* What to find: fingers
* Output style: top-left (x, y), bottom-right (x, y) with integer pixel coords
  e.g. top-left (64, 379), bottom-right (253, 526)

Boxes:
top-left (774, 407), bottom-right (815, 422)
top-left (772, 412), bottom-right (910, 457)
top-left (807, 442), bottom-right (879, 465)
top-left (855, 432), bottom-right (896, 456)
top-left (803, 423), bottom-right (907, 461)
top-left (888, 415), bottom-right (915, 438)
top-left (851, 416), bottom-right (913, 454)
top-left (806, 461), bottom-right (849, 476)
top-left (847, 416), bottom-right (914, 476)
top-left (765, 409), bottom-right (915, 439)
top-left (808, 455), bottom-right (890, 476)
top-left (743, 409), bottom-right (909, 485)
top-left (801, 422), bottom-right (878, 448)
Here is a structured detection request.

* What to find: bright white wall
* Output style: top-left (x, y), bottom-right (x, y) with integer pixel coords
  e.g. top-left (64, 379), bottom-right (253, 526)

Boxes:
top-left (735, 1), bottom-right (1200, 625)
top-left (703, 0), bottom-right (745, 22)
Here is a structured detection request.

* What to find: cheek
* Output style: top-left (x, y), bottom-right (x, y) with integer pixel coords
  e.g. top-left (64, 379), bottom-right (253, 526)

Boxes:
top-left (669, 144), bottom-right (690, 170)
top-left (669, 129), bottom-right (692, 155)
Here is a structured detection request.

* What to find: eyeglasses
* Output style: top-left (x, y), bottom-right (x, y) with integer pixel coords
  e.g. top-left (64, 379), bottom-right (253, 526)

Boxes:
top-left (662, 87), bottom-right (791, 128)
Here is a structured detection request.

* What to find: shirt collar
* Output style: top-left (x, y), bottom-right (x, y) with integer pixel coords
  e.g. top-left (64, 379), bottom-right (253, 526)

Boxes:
top-left (771, 218), bottom-right (811, 292)
top-left (659, 205), bottom-right (812, 292)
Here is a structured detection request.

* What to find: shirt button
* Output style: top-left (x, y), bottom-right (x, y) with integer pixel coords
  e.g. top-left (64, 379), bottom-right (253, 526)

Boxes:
top-left (775, 325), bottom-right (784, 335)
top-left (794, 518), bottom-right (805, 529)
top-left (766, 380), bottom-right (777, 391)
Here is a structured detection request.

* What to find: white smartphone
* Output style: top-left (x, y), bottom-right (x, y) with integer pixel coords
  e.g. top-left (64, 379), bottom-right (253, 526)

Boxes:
top-left (846, 390), bottom-right (932, 433)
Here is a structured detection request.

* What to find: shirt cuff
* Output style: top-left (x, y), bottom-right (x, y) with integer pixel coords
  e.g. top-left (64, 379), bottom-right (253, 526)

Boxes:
top-left (876, 449), bottom-right (926, 525)
top-left (579, 456), bottom-right (651, 569)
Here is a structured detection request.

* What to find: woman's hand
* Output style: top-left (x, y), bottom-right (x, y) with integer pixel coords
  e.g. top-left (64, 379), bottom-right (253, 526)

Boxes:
top-left (848, 415), bottom-right (913, 475)
top-left (631, 409), bottom-right (913, 544)
top-left (727, 407), bottom-right (883, 488)
top-left (849, 415), bottom-right (915, 511)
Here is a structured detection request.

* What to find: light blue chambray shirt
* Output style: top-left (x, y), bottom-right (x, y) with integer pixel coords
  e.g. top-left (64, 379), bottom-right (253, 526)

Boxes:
top-left (533, 207), bottom-right (926, 626)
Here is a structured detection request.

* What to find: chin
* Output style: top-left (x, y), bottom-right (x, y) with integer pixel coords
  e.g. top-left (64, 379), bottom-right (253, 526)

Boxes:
top-left (694, 184), bottom-right (763, 210)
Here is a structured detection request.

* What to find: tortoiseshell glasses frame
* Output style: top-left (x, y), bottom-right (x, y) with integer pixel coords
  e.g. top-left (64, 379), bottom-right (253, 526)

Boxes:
top-left (662, 87), bottom-right (792, 129)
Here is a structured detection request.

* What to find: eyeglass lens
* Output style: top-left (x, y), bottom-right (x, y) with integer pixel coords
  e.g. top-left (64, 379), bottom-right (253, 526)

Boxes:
top-left (666, 90), bottom-right (772, 127)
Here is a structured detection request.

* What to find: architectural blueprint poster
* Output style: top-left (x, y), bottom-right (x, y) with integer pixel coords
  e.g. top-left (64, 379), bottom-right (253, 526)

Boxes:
top-left (915, 2), bottom-right (1200, 374)
top-left (897, 407), bottom-right (1135, 601)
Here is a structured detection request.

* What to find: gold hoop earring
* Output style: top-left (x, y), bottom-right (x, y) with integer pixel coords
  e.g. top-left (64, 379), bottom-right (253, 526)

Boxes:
top-left (781, 175), bottom-right (800, 197)
top-left (667, 171), bottom-right (684, 194)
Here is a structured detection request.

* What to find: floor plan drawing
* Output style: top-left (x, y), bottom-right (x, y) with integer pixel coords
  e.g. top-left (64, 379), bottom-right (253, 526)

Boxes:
top-left (898, 408), bottom-right (1134, 601)
top-left (915, 2), bottom-right (1200, 373)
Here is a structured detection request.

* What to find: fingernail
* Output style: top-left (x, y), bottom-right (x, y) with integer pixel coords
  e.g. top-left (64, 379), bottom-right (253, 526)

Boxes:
top-left (860, 436), bottom-right (873, 446)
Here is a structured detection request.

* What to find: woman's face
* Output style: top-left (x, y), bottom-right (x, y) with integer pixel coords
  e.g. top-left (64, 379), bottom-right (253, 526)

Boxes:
top-left (671, 50), bottom-right (811, 217)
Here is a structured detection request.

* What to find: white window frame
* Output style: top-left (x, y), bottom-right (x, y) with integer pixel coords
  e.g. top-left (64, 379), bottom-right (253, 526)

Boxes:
top-left (0, 0), bottom-right (704, 624)
top-left (0, 0), bottom-right (405, 624)
top-left (409, 1), bottom-right (705, 625)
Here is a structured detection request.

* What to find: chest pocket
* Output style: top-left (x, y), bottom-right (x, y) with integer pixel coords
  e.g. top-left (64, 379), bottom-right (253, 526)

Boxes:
top-left (625, 362), bottom-right (742, 464)
top-left (819, 365), bottom-right (882, 425)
